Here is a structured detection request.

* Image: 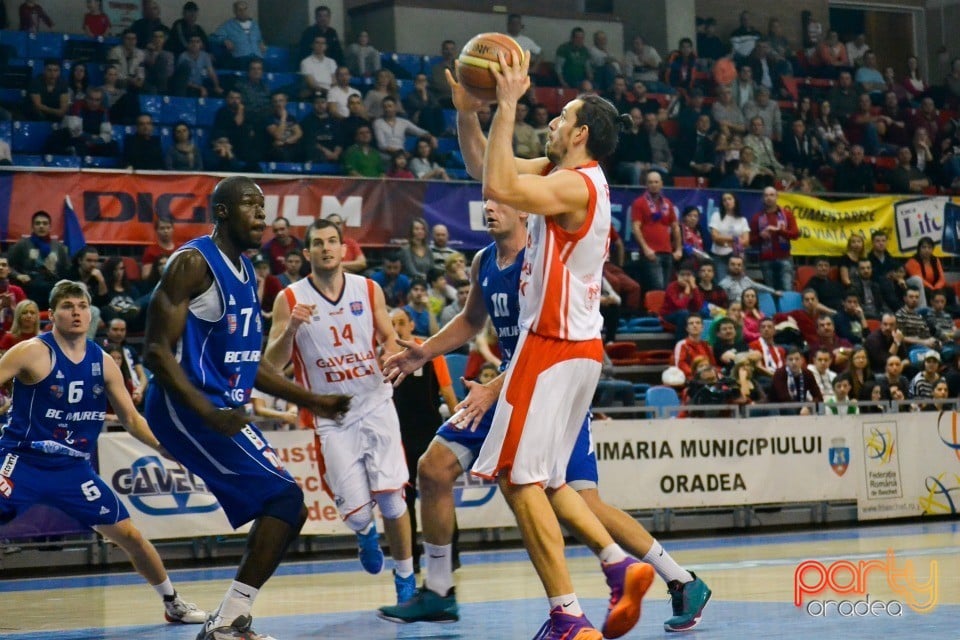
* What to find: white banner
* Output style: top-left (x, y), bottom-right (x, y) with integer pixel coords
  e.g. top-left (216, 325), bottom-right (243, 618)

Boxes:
top-left (99, 431), bottom-right (517, 540)
top-left (856, 412), bottom-right (960, 520)
top-left (592, 416), bottom-right (859, 509)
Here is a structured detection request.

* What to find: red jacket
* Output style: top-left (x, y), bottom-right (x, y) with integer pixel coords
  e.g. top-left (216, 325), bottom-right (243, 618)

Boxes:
top-left (661, 281), bottom-right (703, 317)
top-left (750, 207), bottom-right (799, 261)
top-left (673, 338), bottom-right (716, 379)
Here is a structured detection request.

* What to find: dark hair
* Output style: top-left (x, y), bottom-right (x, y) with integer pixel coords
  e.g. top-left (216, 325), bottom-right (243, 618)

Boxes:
top-left (720, 192), bottom-right (741, 218)
top-left (104, 343), bottom-right (133, 381)
top-left (785, 346), bottom-right (803, 357)
top-left (32, 210), bottom-right (51, 223)
top-left (427, 267), bottom-right (445, 283)
top-left (410, 276), bottom-right (427, 289)
top-left (285, 248), bottom-right (302, 259)
top-left (69, 63), bottom-right (88, 92)
top-left (384, 251), bottom-right (402, 263)
top-left (571, 27), bottom-right (584, 38)
top-left (306, 217), bottom-right (342, 244)
top-left (453, 278), bottom-right (470, 289)
top-left (679, 37), bottom-right (693, 47)
top-left (74, 245), bottom-right (98, 265)
top-left (682, 205), bottom-right (700, 218)
top-left (574, 94), bottom-right (628, 160)
top-left (102, 256), bottom-right (129, 289)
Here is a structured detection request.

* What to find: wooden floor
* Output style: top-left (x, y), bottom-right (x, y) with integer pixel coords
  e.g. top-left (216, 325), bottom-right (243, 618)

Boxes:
top-left (1, 520), bottom-right (958, 639)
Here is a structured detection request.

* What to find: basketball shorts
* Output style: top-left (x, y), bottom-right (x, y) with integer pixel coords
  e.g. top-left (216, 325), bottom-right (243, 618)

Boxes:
top-left (436, 406), bottom-right (598, 489)
top-left (472, 331), bottom-right (603, 488)
top-left (315, 399), bottom-right (409, 519)
top-left (0, 449), bottom-right (129, 528)
top-left (145, 391), bottom-right (299, 529)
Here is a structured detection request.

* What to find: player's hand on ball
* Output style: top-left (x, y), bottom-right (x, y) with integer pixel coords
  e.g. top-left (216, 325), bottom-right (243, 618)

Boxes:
top-left (446, 64), bottom-right (485, 113)
top-left (490, 51), bottom-right (530, 103)
top-left (309, 394), bottom-right (351, 421)
top-left (451, 378), bottom-right (497, 431)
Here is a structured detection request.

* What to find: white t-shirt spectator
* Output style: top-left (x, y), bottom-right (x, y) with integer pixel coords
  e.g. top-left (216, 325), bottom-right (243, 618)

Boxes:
top-left (708, 211), bottom-right (750, 257)
top-left (327, 84), bottom-right (361, 118)
top-left (300, 54), bottom-right (337, 91)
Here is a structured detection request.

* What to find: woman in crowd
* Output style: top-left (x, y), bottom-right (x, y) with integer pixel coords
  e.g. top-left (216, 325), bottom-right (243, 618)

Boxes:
top-left (100, 256), bottom-right (141, 329)
top-left (814, 100), bottom-right (848, 153)
top-left (409, 137), bottom-right (449, 180)
top-left (399, 217), bottom-right (434, 279)
top-left (905, 235), bottom-right (953, 308)
top-left (902, 55), bottom-right (927, 103)
top-left (708, 192), bottom-right (749, 281)
top-left (740, 288), bottom-right (765, 344)
top-left (838, 233), bottom-right (866, 288)
top-left (363, 69), bottom-right (401, 120)
top-left (0, 299), bottom-right (39, 353)
top-left (386, 150), bottom-right (415, 179)
top-left (680, 205), bottom-right (707, 265)
top-left (165, 121), bottom-right (203, 171)
top-left (843, 347), bottom-right (871, 401)
top-left (67, 62), bottom-right (89, 103)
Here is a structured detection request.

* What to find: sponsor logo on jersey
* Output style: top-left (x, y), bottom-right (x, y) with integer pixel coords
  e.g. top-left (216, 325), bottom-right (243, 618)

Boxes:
top-left (227, 313), bottom-right (237, 334)
top-left (91, 362), bottom-right (101, 376)
top-left (224, 350), bottom-right (261, 364)
top-left (92, 384), bottom-right (104, 398)
top-left (99, 506), bottom-right (110, 515)
top-left (0, 453), bottom-right (18, 477)
top-left (0, 475), bottom-right (13, 497)
top-left (56, 370), bottom-right (64, 379)
top-left (228, 294), bottom-right (236, 306)
top-left (50, 385), bottom-right (63, 399)
top-left (350, 301), bottom-right (364, 316)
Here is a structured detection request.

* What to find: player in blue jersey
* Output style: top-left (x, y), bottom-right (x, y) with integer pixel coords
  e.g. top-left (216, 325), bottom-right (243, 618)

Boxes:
top-left (0, 280), bottom-right (206, 625)
top-left (377, 200), bottom-right (711, 633)
top-left (143, 176), bottom-right (350, 640)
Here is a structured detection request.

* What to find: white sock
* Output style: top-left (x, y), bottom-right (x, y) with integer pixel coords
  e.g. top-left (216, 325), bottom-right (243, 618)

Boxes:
top-left (548, 594), bottom-right (583, 616)
top-left (642, 540), bottom-right (693, 584)
top-left (598, 543), bottom-right (628, 565)
top-left (394, 556), bottom-right (414, 579)
top-left (423, 542), bottom-right (454, 596)
top-left (358, 522), bottom-right (374, 536)
top-left (218, 581), bottom-right (259, 623)
top-left (153, 577), bottom-right (175, 599)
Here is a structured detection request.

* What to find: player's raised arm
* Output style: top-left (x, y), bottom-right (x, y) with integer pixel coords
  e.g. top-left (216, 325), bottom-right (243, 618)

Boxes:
top-left (143, 249), bottom-right (235, 433)
top-left (448, 64), bottom-right (549, 181)
top-left (482, 52), bottom-right (588, 216)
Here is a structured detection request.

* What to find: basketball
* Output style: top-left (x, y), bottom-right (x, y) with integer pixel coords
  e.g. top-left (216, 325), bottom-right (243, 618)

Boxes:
top-left (457, 33), bottom-right (525, 102)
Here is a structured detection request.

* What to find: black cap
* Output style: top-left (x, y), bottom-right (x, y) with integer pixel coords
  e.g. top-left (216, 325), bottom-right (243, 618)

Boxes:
top-left (183, 1), bottom-right (198, 12)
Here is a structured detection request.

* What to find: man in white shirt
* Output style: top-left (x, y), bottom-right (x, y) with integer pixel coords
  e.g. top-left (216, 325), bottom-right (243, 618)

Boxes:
top-left (108, 29), bottom-right (146, 90)
top-left (506, 13), bottom-right (541, 69)
top-left (300, 35), bottom-right (337, 94)
top-left (327, 65), bottom-right (361, 119)
top-left (373, 96), bottom-right (434, 157)
top-left (807, 348), bottom-right (837, 402)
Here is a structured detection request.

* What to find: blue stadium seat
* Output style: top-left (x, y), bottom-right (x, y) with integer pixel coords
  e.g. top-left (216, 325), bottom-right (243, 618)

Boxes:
top-left (304, 162), bottom-right (341, 175)
top-left (139, 94), bottom-right (164, 120)
top-left (84, 62), bottom-right (105, 87)
top-left (446, 168), bottom-right (471, 180)
top-left (12, 154), bottom-right (44, 167)
top-left (758, 291), bottom-right (777, 317)
top-left (423, 55), bottom-right (443, 70)
top-left (158, 126), bottom-right (173, 153)
top-left (0, 121), bottom-right (11, 143)
top-left (160, 96), bottom-right (197, 125)
top-left (0, 31), bottom-right (28, 57)
top-left (633, 383), bottom-right (652, 403)
top-left (778, 291), bottom-right (804, 313)
top-left (403, 136), bottom-right (418, 153)
top-left (27, 32), bottom-right (65, 59)
top-left (12, 121), bottom-right (54, 153)
top-left (442, 109), bottom-right (456, 135)
top-left (265, 72), bottom-right (299, 92)
top-left (196, 97), bottom-right (224, 126)
top-left (645, 385), bottom-right (680, 418)
top-left (111, 124), bottom-right (127, 153)
top-left (63, 34), bottom-right (107, 64)
top-left (83, 155), bottom-right (120, 168)
top-left (437, 137), bottom-right (459, 154)
top-left (0, 89), bottom-right (23, 108)
top-left (385, 53), bottom-right (423, 79)
top-left (445, 150), bottom-right (465, 169)
top-left (44, 154), bottom-right (81, 168)
top-left (292, 101), bottom-right (312, 121)
top-left (397, 79), bottom-right (414, 99)
top-left (260, 162), bottom-right (305, 174)
top-left (263, 46), bottom-right (291, 72)
top-left (445, 353), bottom-right (468, 400)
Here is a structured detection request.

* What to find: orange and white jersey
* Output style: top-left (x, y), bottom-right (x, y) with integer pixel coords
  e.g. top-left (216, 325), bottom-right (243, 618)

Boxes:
top-left (518, 161), bottom-right (611, 341)
top-left (283, 274), bottom-right (392, 429)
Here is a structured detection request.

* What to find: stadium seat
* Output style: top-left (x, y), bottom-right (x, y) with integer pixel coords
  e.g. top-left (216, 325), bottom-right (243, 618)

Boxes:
top-left (758, 291), bottom-right (777, 317)
top-left (445, 353), bottom-right (468, 400)
top-left (437, 137), bottom-right (459, 154)
top-left (263, 46), bottom-right (291, 72)
top-left (304, 162), bottom-right (342, 175)
top-left (1, 62), bottom-right (33, 90)
top-left (0, 88), bottom-right (25, 107)
top-left (265, 72), bottom-right (299, 92)
top-left (44, 154), bottom-right (81, 168)
top-left (12, 154), bottom-right (44, 167)
top-left (778, 291), bottom-right (804, 313)
top-left (660, 119), bottom-right (679, 138)
top-left (624, 316), bottom-right (665, 333)
top-left (643, 290), bottom-right (665, 316)
top-left (446, 168), bottom-right (470, 180)
top-left (633, 383), bottom-right (651, 402)
top-left (160, 96), bottom-right (197, 125)
top-left (442, 109), bottom-right (456, 135)
top-left (12, 121), bottom-right (54, 153)
top-left (795, 265), bottom-right (817, 291)
top-left (139, 94), bottom-right (164, 120)
top-left (645, 385), bottom-right (680, 418)
top-left (0, 31), bottom-right (28, 57)
top-left (673, 176), bottom-right (698, 188)
top-left (158, 126), bottom-right (173, 153)
top-left (446, 150), bottom-right (465, 169)
top-left (636, 349), bottom-right (672, 365)
top-left (82, 155), bottom-right (120, 168)
top-left (397, 79), bottom-right (414, 99)
top-left (196, 97), bottom-right (225, 126)
top-left (26, 32), bottom-right (64, 59)
top-left (605, 341), bottom-right (640, 364)
top-left (260, 162), bottom-right (305, 174)
top-left (385, 52), bottom-right (424, 79)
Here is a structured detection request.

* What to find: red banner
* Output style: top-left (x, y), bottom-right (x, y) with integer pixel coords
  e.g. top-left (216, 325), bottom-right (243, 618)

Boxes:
top-left (5, 173), bottom-right (432, 247)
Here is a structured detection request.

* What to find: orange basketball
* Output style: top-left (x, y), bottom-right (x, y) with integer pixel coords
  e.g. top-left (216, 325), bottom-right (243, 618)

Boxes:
top-left (457, 33), bottom-right (525, 102)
